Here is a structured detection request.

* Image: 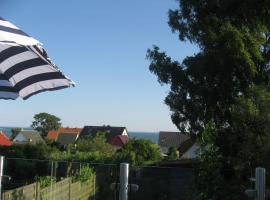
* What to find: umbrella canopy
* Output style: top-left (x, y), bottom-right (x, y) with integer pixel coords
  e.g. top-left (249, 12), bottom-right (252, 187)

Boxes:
top-left (0, 17), bottom-right (74, 100)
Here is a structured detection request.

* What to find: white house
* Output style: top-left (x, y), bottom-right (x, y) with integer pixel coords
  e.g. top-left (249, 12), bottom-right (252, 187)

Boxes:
top-left (178, 138), bottom-right (200, 159)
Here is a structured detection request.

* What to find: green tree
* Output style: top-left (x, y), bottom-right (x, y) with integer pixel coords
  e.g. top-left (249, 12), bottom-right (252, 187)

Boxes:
top-left (147, 1), bottom-right (269, 136)
top-left (116, 139), bottom-right (161, 166)
top-left (31, 112), bottom-right (61, 137)
top-left (167, 146), bottom-right (178, 160)
top-left (147, 1), bottom-right (270, 199)
top-left (226, 86), bottom-right (270, 178)
top-left (10, 128), bottom-right (22, 140)
top-left (76, 132), bottom-right (115, 154)
top-left (194, 121), bottom-right (223, 200)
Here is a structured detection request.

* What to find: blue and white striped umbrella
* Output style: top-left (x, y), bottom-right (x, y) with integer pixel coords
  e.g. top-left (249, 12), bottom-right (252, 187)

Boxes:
top-left (0, 17), bottom-right (74, 100)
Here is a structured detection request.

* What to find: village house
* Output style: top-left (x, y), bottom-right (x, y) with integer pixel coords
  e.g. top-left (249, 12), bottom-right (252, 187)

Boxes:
top-left (47, 128), bottom-right (82, 147)
top-left (178, 138), bottom-right (200, 159)
top-left (0, 131), bottom-right (12, 146)
top-left (158, 131), bottom-right (190, 156)
top-left (13, 130), bottom-right (44, 145)
top-left (80, 125), bottom-right (129, 148)
top-left (107, 135), bottom-right (129, 149)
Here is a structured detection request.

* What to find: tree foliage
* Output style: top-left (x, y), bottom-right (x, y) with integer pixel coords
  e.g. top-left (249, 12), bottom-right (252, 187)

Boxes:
top-left (35, 176), bottom-right (56, 189)
top-left (31, 112), bottom-right (61, 137)
top-left (167, 146), bottom-right (178, 160)
top-left (116, 139), bottom-right (161, 166)
top-left (147, 1), bottom-right (270, 136)
top-left (10, 128), bottom-right (22, 140)
top-left (147, 1), bottom-right (270, 199)
top-left (76, 132), bottom-right (115, 154)
top-left (195, 122), bottom-right (223, 200)
top-left (73, 165), bottom-right (95, 183)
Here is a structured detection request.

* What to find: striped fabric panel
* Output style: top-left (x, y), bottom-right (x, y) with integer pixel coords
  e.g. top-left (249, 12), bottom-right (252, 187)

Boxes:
top-left (0, 91), bottom-right (18, 99)
top-left (19, 79), bottom-right (71, 99)
top-left (0, 72), bottom-right (18, 99)
top-left (0, 17), bottom-right (40, 45)
top-left (0, 43), bottom-right (74, 100)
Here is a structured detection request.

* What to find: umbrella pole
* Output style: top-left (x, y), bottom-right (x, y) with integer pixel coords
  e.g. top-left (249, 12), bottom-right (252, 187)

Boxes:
top-left (119, 163), bottom-right (129, 200)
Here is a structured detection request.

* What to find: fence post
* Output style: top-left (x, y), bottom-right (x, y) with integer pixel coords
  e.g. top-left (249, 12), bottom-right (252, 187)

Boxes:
top-left (93, 175), bottom-right (96, 200)
top-left (0, 156), bottom-right (4, 200)
top-left (69, 177), bottom-right (71, 200)
top-left (36, 182), bottom-right (40, 200)
top-left (119, 163), bottom-right (129, 200)
top-left (256, 167), bottom-right (265, 200)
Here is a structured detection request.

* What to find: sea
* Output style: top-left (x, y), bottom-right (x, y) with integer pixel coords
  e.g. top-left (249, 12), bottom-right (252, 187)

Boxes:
top-left (0, 126), bottom-right (159, 143)
top-left (128, 131), bottom-right (159, 143)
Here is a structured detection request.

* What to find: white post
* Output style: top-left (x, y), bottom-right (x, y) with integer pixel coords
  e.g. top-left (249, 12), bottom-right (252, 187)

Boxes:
top-left (0, 156), bottom-right (4, 200)
top-left (256, 167), bottom-right (265, 200)
top-left (119, 163), bottom-right (129, 200)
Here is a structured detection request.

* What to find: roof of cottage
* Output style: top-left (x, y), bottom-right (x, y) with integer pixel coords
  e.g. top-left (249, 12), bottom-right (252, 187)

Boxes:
top-left (158, 131), bottom-right (189, 148)
top-left (13, 130), bottom-right (44, 145)
top-left (47, 127), bottom-right (83, 141)
top-left (47, 130), bottom-right (58, 140)
top-left (0, 131), bottom-right (12, 146)
top-left (80, 126), bottom-right (128, 140)
top-left (107, 135), bottom-right (129, 148)
top-left (178, 138), bottom-right (196, 154)
top-left (56, 132), bottom-right (79, 145)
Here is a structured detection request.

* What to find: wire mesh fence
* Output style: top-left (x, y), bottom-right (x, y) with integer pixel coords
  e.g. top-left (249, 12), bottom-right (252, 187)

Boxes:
top-left (2, 157), bottom-right (118, 200)
top-left (0, 157), bottom-right (263, 200)
top-left (128, 165), bottom-right (193, 200)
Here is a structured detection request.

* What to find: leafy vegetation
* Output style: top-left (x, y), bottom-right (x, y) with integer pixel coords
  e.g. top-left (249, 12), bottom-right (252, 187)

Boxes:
top-left (76, 132), bottom-right (115, 154)
top-left (73, 165), bottom-right (95, 183)
top-left (10, 128), bottom-right (22, 140)
top-left (35, 176), bottom-right (56, 189)
top-left (167, 147), bottom-right (178, 160)
top-left (147, 1), bottom-right (270, 199)
top-left (9, 138), bottom-right (160, 166)
top-left (194, 122), bottom-right (223, 200)
top-left (115, 139), bottom-right (161, 166)
top-left (31, 112), bottom-right (61, 137)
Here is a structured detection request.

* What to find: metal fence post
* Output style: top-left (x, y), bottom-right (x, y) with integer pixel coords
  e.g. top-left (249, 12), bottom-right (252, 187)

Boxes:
top-left (0, 156), bottom-right (4, 200)
top-left (256, 167), bottom-right (265, 200)
top-left (119, 163), bottom-right (129, 200)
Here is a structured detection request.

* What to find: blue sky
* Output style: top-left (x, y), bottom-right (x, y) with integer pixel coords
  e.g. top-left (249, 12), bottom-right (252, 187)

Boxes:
top-left (0, 1), bottom-right (198, 132)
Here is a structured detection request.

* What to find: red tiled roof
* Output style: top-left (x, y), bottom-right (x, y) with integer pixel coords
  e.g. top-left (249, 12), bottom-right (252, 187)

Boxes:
top-left (108, 135), bottom-right (128, 148)
top-left (0, 131), bottom-right (12, 146)
top-left (47, 130), bottom-right (58, 140)
top-left (58, 128), bottom-right (82, 134)
top-left (47, 128), bottom-right (83, 140)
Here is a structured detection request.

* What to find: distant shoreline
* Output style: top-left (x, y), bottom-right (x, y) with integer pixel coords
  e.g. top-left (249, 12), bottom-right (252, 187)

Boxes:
top-left (129, 131), bottom-right (159, 143)
top-left (0, 127), bottom-right (159, 143)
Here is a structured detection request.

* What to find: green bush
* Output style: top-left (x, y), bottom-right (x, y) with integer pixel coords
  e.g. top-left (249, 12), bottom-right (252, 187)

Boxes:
top-left (76, 132), bottom-right (115, 154)
top-left (73, 165), bottom-right (95, 183)
top-left (116, 139), bottom-right (161, 166)
top-left (167, 146), bottom-right (178, 160)
top-left (35, 176), bottom-right (56, 188)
